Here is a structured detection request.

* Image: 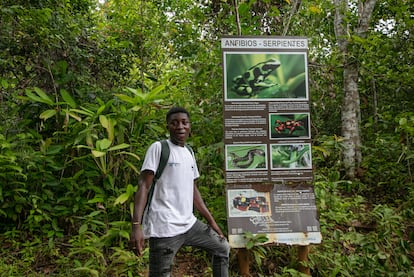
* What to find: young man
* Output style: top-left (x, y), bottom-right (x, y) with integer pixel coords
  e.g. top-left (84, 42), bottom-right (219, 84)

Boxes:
top-left (130, 107), bottom-right (230, 277)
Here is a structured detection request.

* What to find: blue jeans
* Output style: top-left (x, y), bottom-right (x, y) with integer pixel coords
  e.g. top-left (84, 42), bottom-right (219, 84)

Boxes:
top-left (149, 220), bottom-right (230, 277)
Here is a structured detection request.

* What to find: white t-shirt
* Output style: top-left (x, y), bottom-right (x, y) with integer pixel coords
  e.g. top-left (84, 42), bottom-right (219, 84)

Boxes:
top-left (141, 140), bottom-right (199, 238)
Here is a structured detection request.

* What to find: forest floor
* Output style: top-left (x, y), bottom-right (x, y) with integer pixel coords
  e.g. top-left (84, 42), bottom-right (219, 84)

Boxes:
top-left (172, 250), bottom-right (211, 277)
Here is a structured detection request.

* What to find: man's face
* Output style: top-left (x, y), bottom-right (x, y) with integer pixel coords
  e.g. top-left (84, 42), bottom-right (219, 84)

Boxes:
top-left (167, 112), bottom-right (191, 146)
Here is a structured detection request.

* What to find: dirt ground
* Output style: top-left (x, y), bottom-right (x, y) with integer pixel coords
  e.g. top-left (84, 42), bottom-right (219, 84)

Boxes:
top-left (172, 251), bottom-right (210, 276)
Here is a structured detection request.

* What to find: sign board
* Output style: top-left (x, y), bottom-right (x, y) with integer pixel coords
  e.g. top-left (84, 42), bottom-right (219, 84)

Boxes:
top-left (222, 36), bottom-right (321, 247)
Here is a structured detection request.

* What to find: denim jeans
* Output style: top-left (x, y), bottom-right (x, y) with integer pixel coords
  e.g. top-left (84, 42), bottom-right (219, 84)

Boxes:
top-left (149, 220), bottom-right (230, 277)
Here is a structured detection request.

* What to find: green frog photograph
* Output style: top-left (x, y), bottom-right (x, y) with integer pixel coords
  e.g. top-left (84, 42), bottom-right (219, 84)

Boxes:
top-left (223, 52), bottom-right (308, 100)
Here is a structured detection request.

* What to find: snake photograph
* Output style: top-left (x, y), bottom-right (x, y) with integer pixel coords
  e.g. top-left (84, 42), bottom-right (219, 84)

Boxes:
top-left (271, 144), bottom-right (312, 169)
top-left (228, 146), bottom-right (267, 169)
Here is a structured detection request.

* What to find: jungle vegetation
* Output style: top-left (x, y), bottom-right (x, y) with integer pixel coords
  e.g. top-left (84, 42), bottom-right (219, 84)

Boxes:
top-left (0, 0), bottom-right (413, 276)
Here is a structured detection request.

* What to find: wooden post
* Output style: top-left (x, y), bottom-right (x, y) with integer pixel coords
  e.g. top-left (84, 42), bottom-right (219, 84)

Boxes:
top-left (237, 248), bottom-right (250, 276)
top-left (297, 245), bottom-right (310, 275)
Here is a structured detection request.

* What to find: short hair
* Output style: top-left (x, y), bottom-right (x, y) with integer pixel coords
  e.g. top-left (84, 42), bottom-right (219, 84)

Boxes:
top-left (166, 106), bottom-right (190, 123)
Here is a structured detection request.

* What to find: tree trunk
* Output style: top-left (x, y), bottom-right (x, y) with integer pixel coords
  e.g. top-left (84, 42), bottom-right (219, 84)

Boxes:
top-left (334, 0), bottom-right (377, 179)
top-left (341, 64), bottom-right (361, 178)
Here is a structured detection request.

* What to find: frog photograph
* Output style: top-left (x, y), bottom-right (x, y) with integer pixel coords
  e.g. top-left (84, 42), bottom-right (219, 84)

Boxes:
top-left (269, 113), bottom-right (310, 139)
top-left (224, 52), bottom-right (308, 100)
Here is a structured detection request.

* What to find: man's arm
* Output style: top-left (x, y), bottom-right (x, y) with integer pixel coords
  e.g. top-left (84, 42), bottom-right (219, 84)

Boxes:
top-left (130, 170), bottom-right (154, 256)
top-left (193, 183), bottom-right (225, 238)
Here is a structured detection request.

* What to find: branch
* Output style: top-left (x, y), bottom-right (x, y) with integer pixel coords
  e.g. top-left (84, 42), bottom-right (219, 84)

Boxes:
top-left (356, 0), bottom-right (377, 37)
top-left (233, 0), bottom-right (241, 36)
top-left (282, 0), bottom-right (301, 36)
top-left (334, 0), bottom-right (349, 52)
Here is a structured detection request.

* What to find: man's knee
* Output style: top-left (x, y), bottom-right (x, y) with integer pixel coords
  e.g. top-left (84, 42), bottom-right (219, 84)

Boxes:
top-left (217, 239), bottom-right (230, 257)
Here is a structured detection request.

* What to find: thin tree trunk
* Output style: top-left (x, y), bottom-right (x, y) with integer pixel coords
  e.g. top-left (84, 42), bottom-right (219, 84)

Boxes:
top-left (282, 0), bottom-right (301, 36)
top-left (334, 0), bottom-right (376, 179)
top-left (372, 78), bottom-right (378, 127)
top-left (233, 0), bottom-right (241, 36)
top-left (341, 64), bottom-right (361, 178)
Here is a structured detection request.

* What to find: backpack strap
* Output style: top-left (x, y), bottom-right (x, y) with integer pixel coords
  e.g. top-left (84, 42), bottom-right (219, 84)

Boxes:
top-left (142, 140), bottom-right (170, 223)
top-left (184, 144), bottom-right (193, 156)
top-left (155, 140), bottom-right (170, 182)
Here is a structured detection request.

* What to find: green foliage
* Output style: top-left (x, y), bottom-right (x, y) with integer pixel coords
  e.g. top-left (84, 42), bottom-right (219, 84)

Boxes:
top-left (309, 180), bottom-right (414, 276)
top-left (244, 232), bottom-right (269, 271)
top-left (396, 112), bottom-right (414, 173)
top-left (196, 142), bottom-right (227, 232)
top-left (0, 133), bottom-right (26, 220)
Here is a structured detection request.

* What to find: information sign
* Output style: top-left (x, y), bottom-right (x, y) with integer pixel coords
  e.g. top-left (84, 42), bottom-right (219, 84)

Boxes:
top-left (222, 36), bottom-right (321, 247)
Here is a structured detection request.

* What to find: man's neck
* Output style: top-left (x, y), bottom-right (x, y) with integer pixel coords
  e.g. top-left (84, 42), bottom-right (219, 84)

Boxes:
top-left (169, 138), bottom-right (185, 147)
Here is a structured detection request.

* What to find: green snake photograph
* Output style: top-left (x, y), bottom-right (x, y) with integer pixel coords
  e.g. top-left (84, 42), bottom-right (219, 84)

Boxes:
top-left (271, 143), bottom-right (312, 169)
